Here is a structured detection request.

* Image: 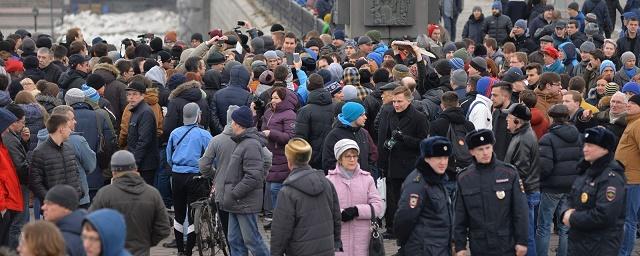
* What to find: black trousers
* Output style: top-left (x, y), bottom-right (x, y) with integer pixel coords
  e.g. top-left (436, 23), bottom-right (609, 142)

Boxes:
top-left (172, 172), bottom-right (199, 255)
top-left (0, 210), bottom-right (16, 247)
top-left (140, 169), bottom-right (156, 186)
top-left (385, 178), bottom-right (404, 230)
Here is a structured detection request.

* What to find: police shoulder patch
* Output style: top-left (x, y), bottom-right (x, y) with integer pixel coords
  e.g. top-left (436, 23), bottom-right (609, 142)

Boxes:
top-left (409, 194), bottom-right (420, 208)
top-left (606, 186), bottom-right (616, 201)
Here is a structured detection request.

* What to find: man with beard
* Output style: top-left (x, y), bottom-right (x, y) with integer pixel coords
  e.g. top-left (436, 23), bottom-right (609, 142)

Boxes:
top-left (483, 1), bottom-right (513, 46)
top-left (490, 82), bottom-right (514, 161)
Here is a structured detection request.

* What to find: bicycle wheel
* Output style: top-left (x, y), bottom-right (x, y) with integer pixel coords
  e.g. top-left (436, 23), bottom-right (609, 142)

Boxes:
top-left (195, 205), bottom-right (215, 256)
top-left (212, 211), bottom-right (229, 256)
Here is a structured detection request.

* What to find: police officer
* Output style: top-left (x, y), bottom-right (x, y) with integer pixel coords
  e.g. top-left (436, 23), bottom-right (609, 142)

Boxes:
top-left (394, 136), bottom-right (454, 255)
top-left (560, 127), bottom-right (626, 255)
top-left (454, 129), bottom-right (529, 256)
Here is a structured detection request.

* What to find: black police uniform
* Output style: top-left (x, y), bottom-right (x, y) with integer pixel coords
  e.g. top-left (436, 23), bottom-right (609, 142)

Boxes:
top-left (561, 153), bottom-right (626, 256)
top-left (454, 156), bottom-right (529, 255)
top-left (394, 159), bottom-right (453, 255)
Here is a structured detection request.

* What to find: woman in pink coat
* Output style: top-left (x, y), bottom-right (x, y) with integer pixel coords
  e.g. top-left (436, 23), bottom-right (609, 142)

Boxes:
top-left (326, 139), bottom-right (384, 256)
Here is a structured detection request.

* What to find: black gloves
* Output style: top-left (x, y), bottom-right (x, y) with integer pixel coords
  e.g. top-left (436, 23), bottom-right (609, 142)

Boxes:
top-left (341, 206), bottom-right (359, 222)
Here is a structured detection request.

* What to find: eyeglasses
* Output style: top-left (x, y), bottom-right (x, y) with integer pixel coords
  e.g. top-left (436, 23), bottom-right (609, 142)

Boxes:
top-left (342, 155), bottom-right (359, 160)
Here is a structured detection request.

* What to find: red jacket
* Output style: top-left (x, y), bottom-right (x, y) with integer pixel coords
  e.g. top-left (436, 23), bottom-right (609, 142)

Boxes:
top-left (0, 142), bottom-right (23, 212)
top-left (531, 108), bottom-right (549, 140)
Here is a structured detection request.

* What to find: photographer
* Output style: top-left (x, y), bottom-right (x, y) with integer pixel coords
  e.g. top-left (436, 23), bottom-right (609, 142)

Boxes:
top-left (376, 85), bottom-right (429, 239)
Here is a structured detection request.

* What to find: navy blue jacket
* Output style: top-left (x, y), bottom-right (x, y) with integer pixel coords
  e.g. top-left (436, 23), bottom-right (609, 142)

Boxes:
top-left (462, 14), bottom-right (486, 45)
top-left (582, 0), bottom-right (613, 34)
top-left (212, 65), bottom-right (252, 126)
top-left (126, 101), bottom-right (159, 171)
top-left (538, 124), bottom-right (584, 194)
top-left (57, 209), bottom-right (88, 256)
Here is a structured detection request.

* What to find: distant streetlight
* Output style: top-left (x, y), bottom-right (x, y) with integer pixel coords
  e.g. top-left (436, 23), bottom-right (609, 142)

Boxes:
top-left (32, 7), bottom-right (39, 33)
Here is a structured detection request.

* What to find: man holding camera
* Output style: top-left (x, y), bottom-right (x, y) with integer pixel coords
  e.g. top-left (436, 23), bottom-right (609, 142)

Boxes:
top-left (377, 85), bottom-right (429, 238)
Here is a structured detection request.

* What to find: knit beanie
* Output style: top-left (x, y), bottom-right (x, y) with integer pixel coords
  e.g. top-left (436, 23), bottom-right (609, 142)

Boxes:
top-left (231, 106), bottom-right (253, 128)
top-left (338, 102), bottom-right (365, 125)
top-left (326, 82), bottom-right (342, 96)
top-left (449, 57), bottom-right (465, 71)
top-left (453, 49), bottom-right (471, 63)
top-left (579, 41), bottom-right (596, 54)
top-left (343, 67), bottom-right (360, 85)
top-left (630, 94), bottom-right (640, 106)
top-left (451, 69), bottom-right (468, 87)
top-left (342, 85), bottom-right (358, 101)
top-left (443, 42), bottom-right (457, 54)
top-left (428, 24), bottom-right (440, 37)
top-left (0, 108), bottom-right (17, 133)
top-left (367, 52), bottom-right (383, 67)
top-left (434, 59), bottom-right (452, 76)
top-left (259, 70), bottom-right (275, 85)
top-left (86, 74), bottom-right (105, 90)
top-left (366, 30), bottom-right (382, 44)
top-left (81, 84), bottom-right (100, 103)
top-left (470, 57), bottom-right (487, 73)
top-left (492, 1), bottom-right (502, 11)
top-left (514, 19), bottom-right (527, 29)
top-left (334, 139), bottom-right (360, 160)
top-left (622, 82), bottom-right (640, 95)
top-left (64, 88), bottom-right (86, 106)
top-left (44, 185), bottom-right (79, 211)
top-left (599, 60), bottom-right (616, 74)
top-left (605, 82), bottom-right (619, 96)
top-left (621, 51), bottom-right (636, 65)
top-left (264, 50), bottom-right (278, 60)
top-left (476, 76), bottom-right (493, 96)
top-left (392, 64), bottom-right (411, 80)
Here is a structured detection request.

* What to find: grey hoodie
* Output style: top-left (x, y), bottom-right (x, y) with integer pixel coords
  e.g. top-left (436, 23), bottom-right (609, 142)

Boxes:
top-left (144, 66), bottom-right (166, 86)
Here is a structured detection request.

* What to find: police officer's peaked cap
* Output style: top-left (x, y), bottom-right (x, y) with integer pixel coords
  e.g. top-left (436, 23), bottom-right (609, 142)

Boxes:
top-left (465, 129), bottom-right (495, 150)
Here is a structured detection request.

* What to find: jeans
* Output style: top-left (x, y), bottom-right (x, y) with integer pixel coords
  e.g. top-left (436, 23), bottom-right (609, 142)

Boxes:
top-left (527, 192), bottom-right (541, 256)
top-left (535, 192), bottom-right (568, 256)
top-left (619, 185), bottom-right (640, 256)
top-left (8, 185), bottom-right (29, 248)
top-left (270, 182), bottom-right (283, 209)
top-left (156, 146), bottom-right (173, 208)
top-left (33, 197), bottom-right (41, 220)
top-left (227, 213), bottom-right (270, 256)
top-left (443, 15), bottom-right (457, 42)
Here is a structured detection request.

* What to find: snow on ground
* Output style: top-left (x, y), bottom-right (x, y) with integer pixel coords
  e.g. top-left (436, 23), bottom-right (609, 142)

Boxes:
top-left (55, 9), bottom-right (177, 46)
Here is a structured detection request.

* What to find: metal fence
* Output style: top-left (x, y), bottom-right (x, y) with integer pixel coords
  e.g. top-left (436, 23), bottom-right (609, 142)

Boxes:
top-left (256, 0), bottom-right (325, 35)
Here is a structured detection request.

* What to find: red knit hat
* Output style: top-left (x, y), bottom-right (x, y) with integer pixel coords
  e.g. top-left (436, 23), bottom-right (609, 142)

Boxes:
top-left (542, 46), bottom-right (560, 60)
top-left (427, 24), bottom-right (440, 37)
top-left (5, 59), bottom-right (24, 73)
top-left (164, 31), bottom-right (177, 43)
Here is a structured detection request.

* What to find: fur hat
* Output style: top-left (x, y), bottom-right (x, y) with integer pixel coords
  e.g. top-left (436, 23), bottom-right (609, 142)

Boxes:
top-left (420, 136), bottom-right (452, 159)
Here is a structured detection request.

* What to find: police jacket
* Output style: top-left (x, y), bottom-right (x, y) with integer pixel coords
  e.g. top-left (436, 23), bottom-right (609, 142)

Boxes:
top-left (560, 153), bottom-right (626, 256)
top-left (454, 156), bottom-right (528, 255)
top-left (394, 159), bottom-right (453, 256)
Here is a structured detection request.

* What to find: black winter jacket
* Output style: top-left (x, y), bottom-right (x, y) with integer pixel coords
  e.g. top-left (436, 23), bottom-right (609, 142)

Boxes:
top-left (41, 63), bottom-right (63, 84)
top-left (377, 104), bottom-right (429, 180)
top-left (582, 0), bottom-right (613, 34)
top-left (363, 85), bottom-right (383, 143)
top-left (507, 34), bottom-right (537, 54)
top-left (296, 89), bottom-right (335, 170)
top-left (126, 101), bottom-right (160, 171)
top-left (492, 106), bottom-right (513, 161)
top-left (58, 69), bottom-right (88, 93)
top-left (212, 71), bottom-right (251, 126)
top-left (538, 124), bottom-right (584, 194)
top-left (428, 107), bottom-right (475, 180)
top-left (30, 137), bottom-right (82, 201)
top-left (162, 81), bottom-right (210, 142)
top-left (528, 15), bottom-right (551, 42)
top-left (202, 70), bottom-right (224, 135)
top-left (94, 63), bottom-right (128, 134)
top-left (462, 14), bottom-right (486, 45)
top-left (1, 130), bottom-right (29, 184)
top-left (483, 14), bottom-right (513, 45)
top-left (504, 123), bottom-right (540, 193)
top-left (616, 35), bottom-right (640, 67)
top-left (270, 166), bottom-right (342, 256)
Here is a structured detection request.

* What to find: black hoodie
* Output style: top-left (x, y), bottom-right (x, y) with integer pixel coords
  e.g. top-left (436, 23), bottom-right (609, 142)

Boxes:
top-left (428, 107), bottom-right (476, 179)
top-left (295, 89), bottom-right (335, 170)
top-left (203, 69), bottom-right (224, 134)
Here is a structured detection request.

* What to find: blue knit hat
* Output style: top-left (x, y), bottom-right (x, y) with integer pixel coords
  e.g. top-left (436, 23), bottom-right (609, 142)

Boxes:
top-left (420, 136), bottom-right (452, 159)
top-left (231, 106), bottom-right (254, 128)
top-left (81, 84), bottom-right (100, 103)
top-left (338, 102), bottom-right (365, 125)
top-left (623, 82), bottom-right (640, 95)
top-left (0, 107), bottom-right (17, 133)
top-left (367, 52), bottom-right (383, 67)
top-left (492, 1), bottom-right (502, 11)
top-left (599, 60), bottom-right (616, 74)
top-left (449, 57), bottom-right (465, 70)
top-left (476, 76), bottom-right (493, 96)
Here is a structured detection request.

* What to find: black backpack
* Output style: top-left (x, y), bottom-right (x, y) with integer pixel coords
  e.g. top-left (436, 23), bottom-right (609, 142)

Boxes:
top-left (446, 123), bottom-right (473, 175)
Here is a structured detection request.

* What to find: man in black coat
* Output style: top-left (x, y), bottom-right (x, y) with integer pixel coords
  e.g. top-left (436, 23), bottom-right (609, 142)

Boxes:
top-left (377, 85), bottom-right (429, 238)
top-left (162, 81), bottom-right (210, 143)
top-left (37, 47), bottom-right (63, 84)
top-left (616, 17), bottom-right (640, 67)
top-left (535, 104), bottom-right (583, 256)
top-left (490, 82), bottom-right (514, 161)
top-left (394, 137), bottom-right (454, 255)
top-left (483, 1), bottom-right (513, 46)
top-left (58, 54), bottom-right (91, 95)
top-left (296, 74), bottom-right (335, 170)
top-left (124, 81), bottom-right (160, 185)
top-left (560, 127), bottom-right (626, 255)
top-left (567, 20), bottom-right (588, 51)
top-left (454, 129), bottom-right (529, 256)
top-left (507, 19), bottom-right (538, 54)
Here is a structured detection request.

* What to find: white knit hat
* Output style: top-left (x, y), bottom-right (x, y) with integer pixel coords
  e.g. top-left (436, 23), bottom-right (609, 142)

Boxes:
top-left (334, 139), bottom-right (360, 159)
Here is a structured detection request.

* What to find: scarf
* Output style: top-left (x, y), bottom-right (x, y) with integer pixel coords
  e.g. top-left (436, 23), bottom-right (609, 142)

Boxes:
top-left (625, 67), bottom-right (637, 79)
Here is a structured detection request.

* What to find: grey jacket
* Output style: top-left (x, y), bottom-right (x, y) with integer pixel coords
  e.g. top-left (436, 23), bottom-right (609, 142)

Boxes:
top-left (2, 130), bottom-right (29, 185)
top-left (504, 122), bottom-right (541, 193)
top-left (270, 166), bottom-right (342, 256)
top-left (90, 172), bottom-right (171, 256)
top-left (218, 127), bottom-right (269, 214)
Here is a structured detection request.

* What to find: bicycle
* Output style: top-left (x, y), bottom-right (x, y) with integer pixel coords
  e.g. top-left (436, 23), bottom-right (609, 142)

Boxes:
top-left (190, 177), bottom-right (229, 256)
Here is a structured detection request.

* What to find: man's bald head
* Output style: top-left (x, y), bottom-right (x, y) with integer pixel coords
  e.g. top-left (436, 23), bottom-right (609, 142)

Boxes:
top-left (401, 77), bottom-right (417, 92)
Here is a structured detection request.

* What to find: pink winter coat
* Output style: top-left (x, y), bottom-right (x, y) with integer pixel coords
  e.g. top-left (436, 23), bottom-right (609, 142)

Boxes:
top-left (326, 166), bottom-right (384, 256)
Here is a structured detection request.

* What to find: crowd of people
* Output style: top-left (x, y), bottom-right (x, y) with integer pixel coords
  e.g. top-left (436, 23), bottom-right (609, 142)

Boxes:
top-left (1, 0), bottom-right (640, 255)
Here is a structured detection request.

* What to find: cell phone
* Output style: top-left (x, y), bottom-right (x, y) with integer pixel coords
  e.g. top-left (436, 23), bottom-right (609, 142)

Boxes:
top-left (237, 21), bottom-right (245, 26)
top-left (293, 53), bottom-right (301, 63)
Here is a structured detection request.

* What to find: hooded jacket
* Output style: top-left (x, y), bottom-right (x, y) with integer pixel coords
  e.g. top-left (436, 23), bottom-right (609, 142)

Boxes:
top-left (18, 103), bottom-right (46, 151)
top-left (90, 172), bottom-right (171, 255)
top-left (58, 69), bottom-right (87, 92)
top-left (213, 65), bottom-right (252, 126)
top-left (504, 122), bottom-right (541, 193)
top-left (202, 70), bottom-right (224, 134)
top-left (429, 107), bottom-right (476, 178)
top-left (261, 90), bottom-right (297, 182)
top-left (271, 166), bottom-right (342, 256)
top-left (0, 91), bottom-right (11, 107)
top-left (539, 124), bottom-right (584, 193)
top-left (218, 127), bottom-right (269, 213)
top-left (296, 89), bottom-right (336, 169)
top-left (162, 81), bottom-right (210, 142)
top-left (118, 88), bottom-right (163, 149)
top-left (57, 209), bottom-right (87, 256)
top-left (322, 122), bottom-right (377, 174)
top-left (2, 129), bottom-right (29, 185)
top-left (463, 13), bottom-right (486, 45)
top-left (531, 107), bottom-right (550, 139)
top-left (0, 140), bottom-right (23, 212)
top-left (83, 209), bottom-right (132, 256)
top-left (93, 63), bottom-right (128, 132)
top-left (35, 94), bottom-right (62, 113)
top-left (144, 66), bottom-right (170, 107)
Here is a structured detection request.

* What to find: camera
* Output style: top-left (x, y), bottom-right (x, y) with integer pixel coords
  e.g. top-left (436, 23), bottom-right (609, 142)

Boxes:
top-left (237, 21), bottom-right (245, 26)
top-left (384, 130), bottom-right (403, 150)
top-left (251, 95), bottom-right (266, 117)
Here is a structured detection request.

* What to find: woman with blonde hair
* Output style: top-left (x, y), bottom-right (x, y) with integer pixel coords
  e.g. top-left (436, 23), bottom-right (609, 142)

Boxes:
top-left (14, 91), bottom-right (48, 151)
top-left (17, 221), bottom-right (65, 256)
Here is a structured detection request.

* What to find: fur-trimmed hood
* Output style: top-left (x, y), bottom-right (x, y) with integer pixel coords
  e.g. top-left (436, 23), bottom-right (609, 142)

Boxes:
top-left (168, 81), bottom-right (203, 101)
top-left (92, 63), bottom-right (120, 83)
